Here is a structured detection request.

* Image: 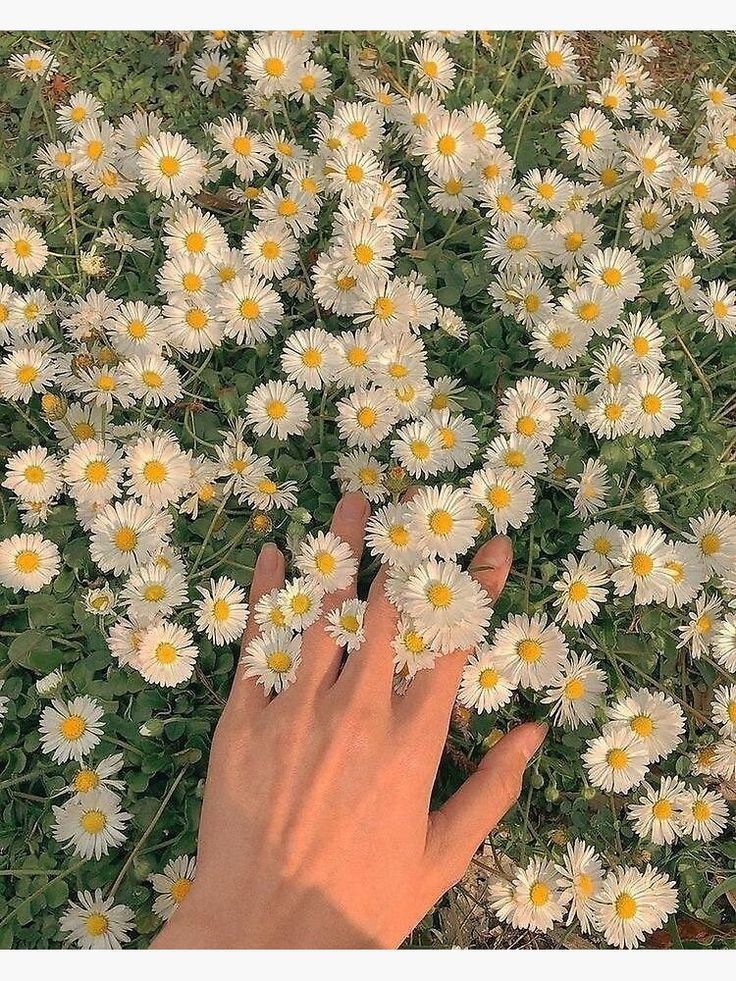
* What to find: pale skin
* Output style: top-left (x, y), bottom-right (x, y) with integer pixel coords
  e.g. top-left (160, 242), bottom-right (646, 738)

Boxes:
top-left (153, 491), bottom-right (547, 949)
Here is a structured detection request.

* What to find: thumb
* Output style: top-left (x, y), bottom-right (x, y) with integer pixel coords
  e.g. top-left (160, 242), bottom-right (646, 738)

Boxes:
top-left (423, 721), bottom-right (548, 890)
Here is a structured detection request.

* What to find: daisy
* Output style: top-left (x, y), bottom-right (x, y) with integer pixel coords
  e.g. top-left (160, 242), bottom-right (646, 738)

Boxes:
top-left (9, 48), bottom-right (59, 81)
top-left (605, 688), bottom-right (685, 763)
top-left (628, 776), bottom-right (688, 845)
top-left (421, 110), bottom-right (475, 182)
top-left (136, 620), bottom-right (199, 687)
top-left (593, 865), bottom-right (678, 949)
top-left (119, 354), bottom-right (182, 407)
top-left (711, 684), bottom-right (736, 737)
top-left (392, 618), bottom-right (438, 679)
top-left (484, 218), bottom-right (553, 274)
top-left (89, 499), bottom-right (172, 576)
top-left (39, 696), bottom-right (104, 763)
top-left (121, 563), bottom-right (188, 620)
top-left (553, 555), bottom-right (609, 627)
top-left (431, 409), bottom-right (479, 470)
top-left (194, 577), bottom-right (249, 646)
top-left (244, 379), bottom-right (309, 440)
top-left (59, 890), bottom-right (134, 950)
top-left (280, 327), bottom-right (335, 391)
top-left (3, 445), bottom-right (62, 504)
top-left (333, 451), bottom-right (388, 503)
top-left (325, 599), bottom-right (367, 652)
top-left (63, 439), bottom-right (125, 505)
top-left (490, 612), bottom-right (568, 690)
top-left (218, 273), bottom-right (284, 345)
top-left (0, 219), bottom-right (49, 277)
top-left (542, 651), bottom-right (608, 728)
top-left (685, 509), bottom-right (736, 576)
top-left (661, 542), bottom-right (707, 608)
top-left (163, 297), bottom-right (223, 353)
top-left (296, 530), bottom-right (358, 593)
top-left (242, 627), bottom-right (302, 694)
top-left (586, 385), bottom-right (634, 440)
top-left (0, 531), bottom-right (60, 593)
top-left (125, 432), bottom-right (190, 508)
top-left (391, 420), bottom-right (444, 478)
top-left (53, 787), bottom-right (131, 860)
top-left (405, 485), bottom-right (478, 561)
top-left (138, 132), bottom-right (206, 199)
top-left (559, 107), bottom-right (615, 167)
top-left (676, 592), bottom-right (722, 658)
top-left (530, 33), bottom-right (582, 86)
top-left (679, 788), bottom-right (729, 841)
top-left (151, 855), bottom-right (197, 922)
top-left (278, 577), bottom-right (324, 631)
top-left (401, 558), bottom-right (493, 655)
top-left (211, 115), bottom-right (270, 183)
top-left (336, 388), bottom-right (397, 450)
top-left (578, 521), bottom-right (624, 569)
top-left (244, 34), bottom-right (301, 96)
top-left (191, 52), bottom-right (231, 95)
top-left (468, 468), bottom-right (535, 535)
top-left (457, 646), bottom-right (518, 713)
top-left (627, 371), bottom-right (682, 437)
top-left (696, 280), bottom-right (736, 339)
top-left (497, 376), bottom-right (562, 446)
top-left (67, 754), bottom-right (125, 798)
top-left (584, 246), bottom-right (643, 301)
top-left (566, 458), bottom-right (611, 519)
top-left (331, 219), bottom-right (394, 284)
top-left (555, 839), bottom-right (604, 934)
top-left (712, 740), bottom-right (736, 781)
top-left (712, 615), bottom-right (736, 671)
top-left (583, 727), bottom-right (650, 793)
top-left (407, 40), bottom-right (457, 96)
top-left (610, 525), bottom-right (671, 606)
top-left (510, 858), bottom-right (568, 933)
top-left (616, 312), bottom-right (665, 371)
top-left (365, 502), bottom-right (420, 569)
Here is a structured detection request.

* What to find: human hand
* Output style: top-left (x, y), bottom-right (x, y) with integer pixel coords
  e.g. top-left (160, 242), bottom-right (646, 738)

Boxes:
top-left (152, 491), bottom-right (547, 949)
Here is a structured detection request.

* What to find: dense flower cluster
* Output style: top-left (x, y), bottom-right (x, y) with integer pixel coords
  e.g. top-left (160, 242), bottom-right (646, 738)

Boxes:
top-left (1, 30), bottom-right (735, 949)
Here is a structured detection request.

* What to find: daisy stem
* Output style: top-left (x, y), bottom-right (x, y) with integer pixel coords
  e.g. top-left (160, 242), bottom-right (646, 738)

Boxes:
top-left (673, 330), bottom-right (712, 400)
top-left (490, 32), bottom-right (526, 108)
top-left (0, 766), bottom-right (47, 792)
top-left (64, 174), bottom-right (82, 281)
top-left (190, 496), bottom-right (231, 575)
top-left (609, 793), bottom-right (623, 858)
top-left (106, 765), bottom-right (189, 900)
top-left (511, 75), bottom-right (546, 162)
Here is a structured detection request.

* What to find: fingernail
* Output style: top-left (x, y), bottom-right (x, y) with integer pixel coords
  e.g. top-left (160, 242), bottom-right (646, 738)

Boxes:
top-left (339, 491), bottom-right (367, 520)
top-left (520, 722), bottom-right (548, 763)
top-left (259, 542), bottom-right (280, 572)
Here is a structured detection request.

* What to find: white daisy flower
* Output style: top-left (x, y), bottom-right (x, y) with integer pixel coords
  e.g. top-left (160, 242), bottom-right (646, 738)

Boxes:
top-left (53, 787), bottom-right (131, 860)
top-left (151, 854), bottom-right (197, 922)
top-left (583, 727), bottom-right (650, 793)
top-left (39, 695), bottom-right (104, 763)
top-left (59, 890), bottom-right (134, 949)
top-left (242, 627), bottom-right (302, 694)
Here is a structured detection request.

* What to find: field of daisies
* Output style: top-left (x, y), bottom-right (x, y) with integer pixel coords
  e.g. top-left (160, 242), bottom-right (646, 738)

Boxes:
top-left (0, 28), bottom-right (735, 951)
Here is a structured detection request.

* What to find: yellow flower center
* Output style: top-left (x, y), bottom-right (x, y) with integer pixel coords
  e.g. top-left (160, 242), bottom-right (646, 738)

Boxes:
top-left (240, 298), bottom-right (260, 320)
top-left (437, 134), bottom-right (457, 156)
top-left (427, 583), bottom-right (453, 609)
top-left (606, 748), bottom-right (629, 770)
top-left (517, 639), bottom-right (543, 663)
top-left (143, 460), bottom-right (167, 484)
top-left (692, 800), bottom-right (711, 822)
top-left (487, 486), bottom-right (511, 509)
top-left (578, 128), bottom-right (597, 148)
top-left (564, 677), bottom-right (585, 700)
top-left (115, 527), bottom-right (138, 552)
top-left (261, 240), bottom-right (281, 260)
top-left (602, 267), bottom-right (622, 287)
top-left (232, 135), bottom-right (252, 156)
top-left (529, 882), bottom-right (550, 906)
top-left (60, 715), bottom-right (86, 740)
top-left (315, 552), bottom-right (337, 575)
top-left (85, 913), bottom-right (109, 937)
top-left (507, 233), bottom-right (528, 251)
top-left (652, 799), bottom-right (673, 820)
top-left (186, 308), bottom-right (208, 330)
top-left (630, 714), bottom-right (654, 737)
top-left (700, 533), bottom-right (720, 556)
top-left (266, 399), bottom-right (287, 420)
top-left (141, 370), bottom-right (162, 388)
top-left (159, 155), bottom-right (181, 177)
top-left (264, 56), bottom-right (286, 77)
top-left (353, 243), bottom-right (374, 265)
top-left (631, 552), bottom-right (653, 576)
top-left (615, 893), bottom-right (637, 920)
top-left (74, 769), bottom-right (100, 793)
top-left (155, 642), bottom-right (178, 665)
top-left (81, 810), bottom-right (107, 834)
top-left (266, 650), bottom-right (292, 672)
top-left (479, 668), bottom-right (499, 689)
top-left (170, 878), bottom-right (192, 903)
top-left (641, 394), bottom-right (662, 414)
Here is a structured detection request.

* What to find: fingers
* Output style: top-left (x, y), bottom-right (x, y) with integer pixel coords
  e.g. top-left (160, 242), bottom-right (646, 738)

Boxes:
top-left (291, 492), bottom-right (370, 694)
top-left (398, 535), bottom-right (513, 728)
top-left (221, 542), bottom-right (285, 722)
top-left (334, 562), bottom-right (399, 701)
top-left (423, 722), bottom-right (548, 889)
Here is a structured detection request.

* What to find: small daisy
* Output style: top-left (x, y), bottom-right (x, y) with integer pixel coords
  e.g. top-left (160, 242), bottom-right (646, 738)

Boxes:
top-left (138, 132), bottom-right (205, 199)
top-left (59, 890), bottom-right (134, 950)
top-left (245, 380), bottom-right (309, 440)
top-left (711, 684), bottom-right (736, 738)
top-left (136, 620), bottom-right (199, 687)
top-left (125, 432), bottom-right (190, 508)
top-left (542, 651), bottom-right (608, 728)
top-left (679, 788), bottom-right (729, 841)
top-left (296, 530), bottom-right (358, 593)
top-left (605, 687), bottom-right (685, 763)
top-left (555, 839), bottom-right (604, 934)
top-left (325, 599), bottom-right (367, 652)
top-left (242, 627), bottom-right (302, 694)
top-left (67, 754), bottom-right (125, 796)
top-left (468, 467), bottom-right (535, 535)
top-left (490, 612), bottom-right (568, 690)
top-left (593, 865), bottom-right (678, 949)
top-left (509, 858), bottom-right (568, 933)
top-left (194, 577), bottom-right (249, 646)
top-left (89, 499), bottom-right (172, 576)
top-left (610, 525), bottom-right (671, 606)
top-left (457, 646), bottom-right (518, 713)
top-left (627, 776), bottom-right (688, 845)
top-left (151, 855), bottom-right (197, 922)
top-left (553, 554), bottom-right (609, 627)
top-left (39, 696), bottom-right (104, 763)
top-left (583, 727), bottom-right (650, 793)
top-left (0, 531), bottom-right (60, 593)
top-left (53, 787), bottom-right (131, 860)
top-left (278, 576), bottom-right (325, 630)
top-left (3, 445), bottom-right (62, 504)
top-left (685, 509), bottom-right (736, 576)
top-left (0, 219), bottom-right (49, 277)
